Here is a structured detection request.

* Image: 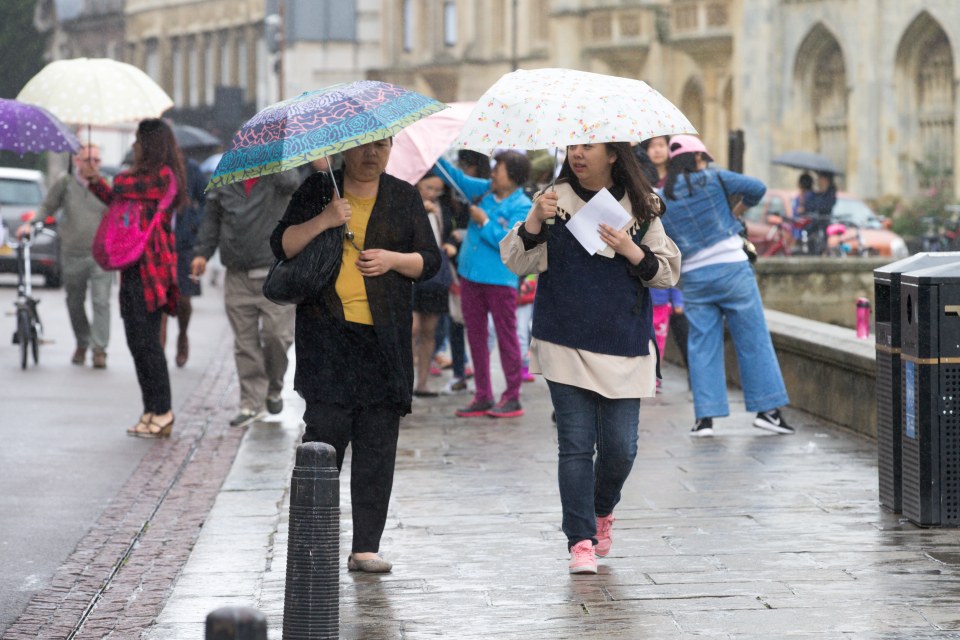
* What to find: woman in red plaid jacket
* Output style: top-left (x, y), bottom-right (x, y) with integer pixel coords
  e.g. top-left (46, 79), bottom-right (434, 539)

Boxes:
top-left (89, 119), bottom-right (187, 438)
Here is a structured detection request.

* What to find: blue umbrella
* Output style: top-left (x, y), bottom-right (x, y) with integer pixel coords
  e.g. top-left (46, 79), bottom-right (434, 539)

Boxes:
top-left (0, 98), bottom-right (80, 154)
top-left (207, 80), bottom-right (447, 190)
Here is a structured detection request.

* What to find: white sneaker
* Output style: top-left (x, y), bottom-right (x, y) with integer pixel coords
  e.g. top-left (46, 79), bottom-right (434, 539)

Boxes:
top-left (690, 417), bottom-right (714, 437)
top-left (753, 409), bottom-right (794, 434)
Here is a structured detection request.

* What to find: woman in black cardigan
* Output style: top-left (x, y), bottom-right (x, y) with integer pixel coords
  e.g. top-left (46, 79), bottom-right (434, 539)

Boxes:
top-left (270, 138), bottom-right (440, 573)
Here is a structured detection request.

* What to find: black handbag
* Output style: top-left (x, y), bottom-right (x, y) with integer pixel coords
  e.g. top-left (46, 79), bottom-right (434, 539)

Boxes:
top-left (262, 227), bottom-right (343, 305)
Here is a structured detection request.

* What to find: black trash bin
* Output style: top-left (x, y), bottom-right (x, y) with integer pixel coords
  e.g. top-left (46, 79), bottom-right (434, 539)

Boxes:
top-left (874, 253), bottom-right (960, 513)
top-left (899, 261), bottom-right (960, 526)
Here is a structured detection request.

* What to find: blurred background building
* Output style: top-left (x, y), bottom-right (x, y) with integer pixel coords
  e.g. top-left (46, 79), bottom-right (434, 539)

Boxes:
top-left (23, 0), bottom-right (960, 200)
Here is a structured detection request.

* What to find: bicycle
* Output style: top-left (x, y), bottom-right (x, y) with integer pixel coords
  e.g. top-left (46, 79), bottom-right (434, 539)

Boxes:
top-left (8, 219), bottom-right (47, 369)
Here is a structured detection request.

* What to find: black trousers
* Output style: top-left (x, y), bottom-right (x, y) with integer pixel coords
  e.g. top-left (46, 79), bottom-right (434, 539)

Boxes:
top-left (302, 401), bottom-right (400, 554)
top-left (119, 267), bottom-right (172, 414)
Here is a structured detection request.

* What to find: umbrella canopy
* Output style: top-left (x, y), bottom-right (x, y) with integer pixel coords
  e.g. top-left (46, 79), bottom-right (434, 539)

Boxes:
top-left (16, 58), bottom-right (173, 126)
top-left (772, 150), bottom-right (844, 175)
top-left (385, 101), bottom-right (475, 184)
top-left (200, 152), bottom-right (223, 176)
top-left (0, 98), bottom-right (80, 154)
top-left (207, 80), bottom-right (448, 190)
top-left (173, 124), bottom-right (220, 150)
top-left (453, 68), bottom-right (696, 155)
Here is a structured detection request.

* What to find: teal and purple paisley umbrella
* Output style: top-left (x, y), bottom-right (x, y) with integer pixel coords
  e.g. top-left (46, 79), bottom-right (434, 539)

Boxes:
top-left (0, 98), bottom-right (80, 155)
top-left (207, 81), bottom-right (448, 190)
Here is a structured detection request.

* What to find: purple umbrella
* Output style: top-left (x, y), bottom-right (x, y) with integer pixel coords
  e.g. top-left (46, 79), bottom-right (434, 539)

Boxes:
top-left (0, 98), bottom-right (80, 155)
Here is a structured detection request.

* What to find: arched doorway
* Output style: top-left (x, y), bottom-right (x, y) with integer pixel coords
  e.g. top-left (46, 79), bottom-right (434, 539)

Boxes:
top-left (794, 24), bottom-right (848, 177)
top-left (895, 12), bottom-right (955, 197)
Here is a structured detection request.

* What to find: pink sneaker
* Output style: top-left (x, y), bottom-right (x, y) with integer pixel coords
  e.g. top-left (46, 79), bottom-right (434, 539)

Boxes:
top-left (568, 540), bottom-right (597, 574)
top-left (521, 366), bottom-right (535, 382)
top-left (595, 514), bottom-right (615, 557)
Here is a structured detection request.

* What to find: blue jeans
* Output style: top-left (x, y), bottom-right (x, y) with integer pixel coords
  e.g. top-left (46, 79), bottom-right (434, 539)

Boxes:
top-left (680, 260), bottom-right (789, 420)
top-left (547, 380), bottom-right (640, 549)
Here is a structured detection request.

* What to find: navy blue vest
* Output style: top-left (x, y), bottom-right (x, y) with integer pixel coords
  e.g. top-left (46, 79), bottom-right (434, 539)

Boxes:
top-left (532, 184), bottom-right (654, 357)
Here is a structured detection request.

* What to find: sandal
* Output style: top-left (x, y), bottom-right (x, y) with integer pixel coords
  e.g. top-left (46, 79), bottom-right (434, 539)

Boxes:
top-left (132, 415), bottom-right (175, 439)
top-left (127, 413), bottom-right (153, 437)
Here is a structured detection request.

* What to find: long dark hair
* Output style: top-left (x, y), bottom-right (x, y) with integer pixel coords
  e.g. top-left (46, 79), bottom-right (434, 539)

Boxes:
top-left (663, 152), bottom-right (701, 201)
top-left (132, 118), bottom-right (188, 210)
top-left (557, 142), bottom-right (660, 223)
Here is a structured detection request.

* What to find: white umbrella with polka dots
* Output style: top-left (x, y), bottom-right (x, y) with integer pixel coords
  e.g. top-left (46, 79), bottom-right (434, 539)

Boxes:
top-left (16, 58), bottom-right (173, 126)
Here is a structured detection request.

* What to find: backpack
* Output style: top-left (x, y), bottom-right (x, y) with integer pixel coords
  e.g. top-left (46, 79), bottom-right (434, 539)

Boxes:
top-left (92, 168), bottom-right (178, 271)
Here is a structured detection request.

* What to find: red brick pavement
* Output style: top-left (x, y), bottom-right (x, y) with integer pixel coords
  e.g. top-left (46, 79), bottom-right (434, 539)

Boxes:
top-left (4, 332), bottom-right (245, 639)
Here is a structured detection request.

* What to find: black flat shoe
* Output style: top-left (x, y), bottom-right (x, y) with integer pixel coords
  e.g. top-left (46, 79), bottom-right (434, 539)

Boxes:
top-left (413, 389), bottom-right (439, 397)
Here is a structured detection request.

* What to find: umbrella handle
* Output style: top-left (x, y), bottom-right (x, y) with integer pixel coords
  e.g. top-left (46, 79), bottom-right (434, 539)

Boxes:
top-left (545, 147), bottom-right (560, 225)
top-left (432, 162), bottom-right (470, 204)
top-left (326, 160), bottom-right (341, 199)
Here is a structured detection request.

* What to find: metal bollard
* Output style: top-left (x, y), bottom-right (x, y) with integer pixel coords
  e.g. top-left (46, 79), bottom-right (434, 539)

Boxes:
top-left (205, 606), bottom-right (267, 640)
top-left (283, 441), bottom-right (340, 640)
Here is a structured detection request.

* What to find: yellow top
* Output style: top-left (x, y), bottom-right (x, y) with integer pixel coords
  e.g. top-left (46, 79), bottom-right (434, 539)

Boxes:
top-left (335, 192), bottom-right (376, 325)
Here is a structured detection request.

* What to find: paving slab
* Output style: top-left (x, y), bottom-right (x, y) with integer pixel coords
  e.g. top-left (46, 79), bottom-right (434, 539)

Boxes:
top-left (137, 359), bottom-right (960, 639)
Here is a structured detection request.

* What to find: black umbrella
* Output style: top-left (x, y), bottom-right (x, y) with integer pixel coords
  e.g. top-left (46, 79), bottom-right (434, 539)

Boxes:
top-left (772, 150), bottom-right (844, 175)
top-left (172, 124), bottom-right (220, 150)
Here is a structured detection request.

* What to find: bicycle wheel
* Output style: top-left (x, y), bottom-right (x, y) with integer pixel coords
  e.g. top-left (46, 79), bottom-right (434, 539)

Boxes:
top-left (17, 308), bottom-right (29, 370)
top-left (30, 317), bottom-right (39, 365)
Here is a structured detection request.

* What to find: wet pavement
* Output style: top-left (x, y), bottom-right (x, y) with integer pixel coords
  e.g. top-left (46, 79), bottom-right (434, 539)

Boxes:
top-left (142, 359), bottom-right (960, 639)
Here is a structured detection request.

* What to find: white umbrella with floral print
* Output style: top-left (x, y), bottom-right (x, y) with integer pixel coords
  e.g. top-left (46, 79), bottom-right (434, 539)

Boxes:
top-left (17, 58), bottom-right (173, 126)
top-left (453, 68), bottom-right (696, 155)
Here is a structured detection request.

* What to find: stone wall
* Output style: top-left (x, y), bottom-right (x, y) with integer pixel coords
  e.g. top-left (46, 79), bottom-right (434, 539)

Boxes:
top-left (753, 257), bottom-right (889, 330)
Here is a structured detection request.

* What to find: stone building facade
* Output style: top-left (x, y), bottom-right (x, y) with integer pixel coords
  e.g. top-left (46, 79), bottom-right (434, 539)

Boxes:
top-left (29, 1), bottom-right (959, 200)
top-left (122, 0), bottom-right (271, 139)
top-left (373, 0), bottom-right (959, 200)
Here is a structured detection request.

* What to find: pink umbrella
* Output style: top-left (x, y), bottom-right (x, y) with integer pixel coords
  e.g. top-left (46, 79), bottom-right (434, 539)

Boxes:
top-left (385, 101), bottom-right (475, 184)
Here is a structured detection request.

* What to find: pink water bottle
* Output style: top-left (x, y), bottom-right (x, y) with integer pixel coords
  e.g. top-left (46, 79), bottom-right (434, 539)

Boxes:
top-left (856, 297), bottom-right (871, 339)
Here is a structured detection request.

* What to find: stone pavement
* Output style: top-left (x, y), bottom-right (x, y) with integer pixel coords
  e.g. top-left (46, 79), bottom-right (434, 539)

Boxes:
top-left (141, 360), bottom-right (960, 640)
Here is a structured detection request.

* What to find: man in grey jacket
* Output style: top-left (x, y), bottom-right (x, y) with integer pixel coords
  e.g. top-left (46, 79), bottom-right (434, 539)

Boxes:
top-left (38, 144), bottom-right (111, 368)
top-left (191, 170), bottom-right (300, 427)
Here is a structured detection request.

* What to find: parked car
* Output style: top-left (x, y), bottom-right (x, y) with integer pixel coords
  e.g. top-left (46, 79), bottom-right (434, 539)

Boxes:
top-left (742, 188), bottom-right (908, 258)
top-left (0, 167), bottom-right (61, 287)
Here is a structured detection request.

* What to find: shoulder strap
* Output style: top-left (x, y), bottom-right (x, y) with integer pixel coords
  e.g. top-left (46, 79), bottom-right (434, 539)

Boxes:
top-left (714, 171), bottom-right (738, 216)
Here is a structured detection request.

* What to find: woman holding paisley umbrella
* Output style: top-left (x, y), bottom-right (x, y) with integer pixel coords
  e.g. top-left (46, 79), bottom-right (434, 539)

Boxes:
top-left (270, 137), bottom-right (440, 573)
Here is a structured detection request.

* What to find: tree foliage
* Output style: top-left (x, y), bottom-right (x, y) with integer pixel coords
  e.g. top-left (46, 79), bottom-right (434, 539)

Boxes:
top-left (0, 0), bottom-right (46, 99)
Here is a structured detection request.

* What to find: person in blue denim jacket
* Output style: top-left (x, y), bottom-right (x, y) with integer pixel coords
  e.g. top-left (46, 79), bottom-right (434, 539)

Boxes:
top-left (659, 135), bottom-right (793, 437)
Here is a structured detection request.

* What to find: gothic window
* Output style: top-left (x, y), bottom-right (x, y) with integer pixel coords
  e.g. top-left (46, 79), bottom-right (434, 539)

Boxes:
top-left (916, 33), bottom-right (955, 191)
top-left (812, 41), bottom-right (847, 175)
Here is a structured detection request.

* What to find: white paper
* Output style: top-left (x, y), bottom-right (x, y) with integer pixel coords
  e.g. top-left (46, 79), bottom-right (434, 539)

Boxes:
top-left (564, 187), bottom-right (633, 257)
